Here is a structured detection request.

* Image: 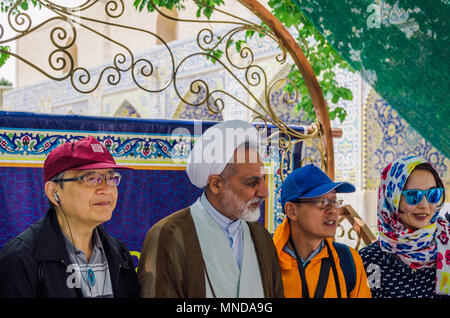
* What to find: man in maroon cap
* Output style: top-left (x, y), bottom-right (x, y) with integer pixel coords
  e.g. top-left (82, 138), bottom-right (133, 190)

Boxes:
top-left (0, 136), bottom-right (140, 298)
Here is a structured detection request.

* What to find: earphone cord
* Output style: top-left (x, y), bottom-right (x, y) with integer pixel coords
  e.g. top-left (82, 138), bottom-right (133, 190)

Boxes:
top-left (58, 202), bottom-right (107, 298)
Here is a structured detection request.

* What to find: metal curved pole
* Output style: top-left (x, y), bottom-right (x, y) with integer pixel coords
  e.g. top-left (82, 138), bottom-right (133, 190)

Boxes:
top-left (238, 0), bottom-right (335, 180)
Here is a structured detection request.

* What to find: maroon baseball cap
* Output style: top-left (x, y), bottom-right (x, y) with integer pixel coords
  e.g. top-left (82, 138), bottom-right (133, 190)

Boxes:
top-left (44, 136), bottom-right (130, 182)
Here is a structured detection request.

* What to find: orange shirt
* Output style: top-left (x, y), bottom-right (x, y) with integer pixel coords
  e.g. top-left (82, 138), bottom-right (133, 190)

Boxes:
top-left (273, 218), bottom-right (372, 298)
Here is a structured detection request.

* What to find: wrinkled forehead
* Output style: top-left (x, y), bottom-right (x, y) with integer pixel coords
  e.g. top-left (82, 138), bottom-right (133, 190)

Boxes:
top-left (231, 160), bottom-right (266, 179)
top-left (231, 147), bottom-right (261, 165)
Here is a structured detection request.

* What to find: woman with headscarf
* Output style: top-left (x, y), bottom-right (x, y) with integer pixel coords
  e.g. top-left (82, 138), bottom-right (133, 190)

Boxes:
top-left (359, 155), bottom-right (449, 298)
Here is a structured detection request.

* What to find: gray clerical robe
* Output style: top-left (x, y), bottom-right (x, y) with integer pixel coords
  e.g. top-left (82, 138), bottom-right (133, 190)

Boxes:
top-left (137, 204), bottom-right (284, 298)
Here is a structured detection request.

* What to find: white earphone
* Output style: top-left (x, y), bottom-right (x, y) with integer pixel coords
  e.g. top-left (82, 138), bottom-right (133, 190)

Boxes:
top-left (54, 192), bottom-right (60, 204)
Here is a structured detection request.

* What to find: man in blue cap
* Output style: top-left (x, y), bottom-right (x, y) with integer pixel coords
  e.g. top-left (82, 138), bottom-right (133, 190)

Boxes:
top-left (273, 164), bottom-right (371, 298)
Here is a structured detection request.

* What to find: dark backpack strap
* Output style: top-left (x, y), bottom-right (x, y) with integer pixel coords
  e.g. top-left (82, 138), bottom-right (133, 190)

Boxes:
top-left (314, 258), bottom-right (331, 298)
top-left (332, 242), bottom-right (356, 296)
top-left (289, 237), bottom-right (310, 298)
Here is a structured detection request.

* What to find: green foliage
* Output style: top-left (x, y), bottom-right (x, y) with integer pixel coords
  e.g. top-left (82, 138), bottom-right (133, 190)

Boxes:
top-left (268, 0), bottom-right (301, 28)
top-left (268, 0), bottom-right (354, 123)
top-left (0, 0), bottom-right (40, 13)
top-left (134, 0), bottom-right (185, 12)
top-left (133, 0), bottom-right (223, 19)
top-left (0, 77), bottom-right (13, 86)
top-left (0, 46), bottom-right (11, 69)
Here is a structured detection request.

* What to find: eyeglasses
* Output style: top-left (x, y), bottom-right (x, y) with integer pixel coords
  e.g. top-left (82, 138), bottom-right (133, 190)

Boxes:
top-left (401, 188), bottom-right (444, 205)
top-left (293, 198), bottom-right (344, 209)
top-left (53, 171), bottom-right (122, 187)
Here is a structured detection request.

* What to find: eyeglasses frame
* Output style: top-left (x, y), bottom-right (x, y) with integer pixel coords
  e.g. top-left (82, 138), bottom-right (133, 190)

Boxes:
top-left (291, 197), bottom-right (344, 210)
top-left (52, 171), bottom-right (122, 187)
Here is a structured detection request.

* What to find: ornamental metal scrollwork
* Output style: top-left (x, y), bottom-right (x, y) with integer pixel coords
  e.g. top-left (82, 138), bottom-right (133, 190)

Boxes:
top-left (1, 0), bottom-right (175, 94)
top-left (336, 216), bottom-right (362, 251)
top-left (0, 0), bottom-right (328, 178)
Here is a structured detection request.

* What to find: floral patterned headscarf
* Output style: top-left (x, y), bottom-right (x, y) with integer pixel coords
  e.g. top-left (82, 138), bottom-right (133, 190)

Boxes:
top-left (377, 155), bottom-right (450, 295)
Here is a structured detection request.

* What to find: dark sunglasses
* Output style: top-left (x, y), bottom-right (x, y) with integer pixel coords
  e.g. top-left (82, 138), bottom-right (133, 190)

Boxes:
top-left (401, 188), bottom-right (444, 205)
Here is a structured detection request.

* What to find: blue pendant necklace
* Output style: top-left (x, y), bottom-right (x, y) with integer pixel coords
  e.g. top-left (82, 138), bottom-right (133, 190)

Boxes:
top-left (87, 268), bottom-right (96, 287)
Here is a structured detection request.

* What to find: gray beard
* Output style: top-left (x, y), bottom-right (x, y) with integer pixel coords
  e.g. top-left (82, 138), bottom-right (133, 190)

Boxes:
top-left (239, 198), bottom-right (262, 222)
top-left (222, 189), bottom-right (262, 222)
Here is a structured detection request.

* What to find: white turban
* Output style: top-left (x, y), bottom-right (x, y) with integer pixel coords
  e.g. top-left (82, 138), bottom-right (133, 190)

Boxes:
top-left (186, 120), bottom-right (260, 189)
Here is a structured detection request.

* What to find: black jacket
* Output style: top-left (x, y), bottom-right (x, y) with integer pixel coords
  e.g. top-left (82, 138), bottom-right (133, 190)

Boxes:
top-left (0, 208), bottom-right (140, 298)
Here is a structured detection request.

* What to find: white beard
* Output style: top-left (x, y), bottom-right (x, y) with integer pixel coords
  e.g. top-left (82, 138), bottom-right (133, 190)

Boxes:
top-left (240, 200), bottom-right (261, 222)
top-left (222, 189), bottom-right (262, 222)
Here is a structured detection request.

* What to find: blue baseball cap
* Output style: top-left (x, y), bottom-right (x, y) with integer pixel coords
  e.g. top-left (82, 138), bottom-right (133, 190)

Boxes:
top-left (280, 164), bottom-right (355, 209)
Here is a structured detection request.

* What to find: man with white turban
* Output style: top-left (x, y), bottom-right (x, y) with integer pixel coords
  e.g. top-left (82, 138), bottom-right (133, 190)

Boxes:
top-left (137, 120), bottom-right (284, 298)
